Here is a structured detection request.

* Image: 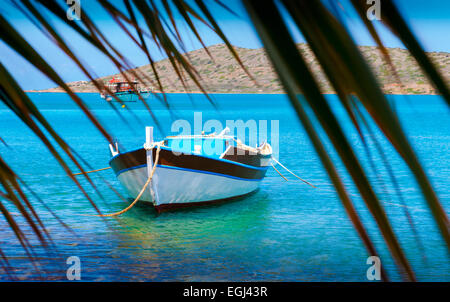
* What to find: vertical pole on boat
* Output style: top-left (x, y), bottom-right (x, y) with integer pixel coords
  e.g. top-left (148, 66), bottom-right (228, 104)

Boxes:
top-left (146, 126), bottom-right (153, 149)
top-left (109, 140), bottom-right (118, 157)
top-left (145, 126), bottom-right (160, 206)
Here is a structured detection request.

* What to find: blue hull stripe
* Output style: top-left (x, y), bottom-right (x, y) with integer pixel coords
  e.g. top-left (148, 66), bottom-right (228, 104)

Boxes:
top-left (116, 163), bottom-right (265, 182)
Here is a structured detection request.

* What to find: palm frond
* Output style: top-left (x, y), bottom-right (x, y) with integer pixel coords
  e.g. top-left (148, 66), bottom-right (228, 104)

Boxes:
top-left (283, 0), bottom-right (449, 249)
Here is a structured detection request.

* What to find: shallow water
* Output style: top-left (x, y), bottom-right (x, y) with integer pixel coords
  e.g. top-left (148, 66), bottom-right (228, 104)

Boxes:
top-left (0, 93), bottom-right (448, 281)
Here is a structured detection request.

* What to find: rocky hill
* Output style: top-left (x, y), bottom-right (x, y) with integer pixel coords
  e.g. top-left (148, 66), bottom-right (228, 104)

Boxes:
top-left (37, 43), bottom-right (450, 94)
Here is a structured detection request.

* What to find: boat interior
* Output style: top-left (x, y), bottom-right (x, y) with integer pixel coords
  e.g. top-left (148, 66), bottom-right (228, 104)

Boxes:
top-left (163, 133), bottom-right (272, 161)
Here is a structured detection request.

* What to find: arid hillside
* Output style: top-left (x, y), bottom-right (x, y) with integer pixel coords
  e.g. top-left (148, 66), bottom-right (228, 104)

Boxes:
top-left (36, 43), bottom-right (450, 94)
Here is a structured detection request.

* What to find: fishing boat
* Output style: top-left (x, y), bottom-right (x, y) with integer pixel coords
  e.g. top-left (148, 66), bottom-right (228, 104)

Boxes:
top-left (100, 77), bottom-right (152, 102)
top-left (108, 127), bottom-right (272, 212)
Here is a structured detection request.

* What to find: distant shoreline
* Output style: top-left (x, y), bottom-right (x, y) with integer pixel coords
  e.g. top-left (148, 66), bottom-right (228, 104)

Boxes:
top-left (25, 90), bottom-right (439, 96)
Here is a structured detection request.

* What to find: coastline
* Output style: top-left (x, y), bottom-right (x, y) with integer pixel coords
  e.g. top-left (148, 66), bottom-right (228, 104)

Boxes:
top-left (25, 90), bottom-right (440, 95)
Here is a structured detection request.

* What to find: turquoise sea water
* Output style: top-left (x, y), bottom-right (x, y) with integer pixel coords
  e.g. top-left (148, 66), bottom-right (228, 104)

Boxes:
top-left (0, 93), bottom-right (448, 281)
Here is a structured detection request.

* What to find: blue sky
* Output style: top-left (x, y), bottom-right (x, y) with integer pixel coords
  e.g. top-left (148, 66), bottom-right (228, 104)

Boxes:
top-left (1, 0), bottom-right (449, 90)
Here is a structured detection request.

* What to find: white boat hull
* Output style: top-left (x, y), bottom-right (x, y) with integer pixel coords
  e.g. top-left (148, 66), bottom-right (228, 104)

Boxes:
top-left (117, 165), bottom-right (261, 211)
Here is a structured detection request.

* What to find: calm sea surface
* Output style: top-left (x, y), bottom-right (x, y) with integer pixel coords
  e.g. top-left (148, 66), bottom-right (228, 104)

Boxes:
top-left (0, 93), bottom-right (448, 281)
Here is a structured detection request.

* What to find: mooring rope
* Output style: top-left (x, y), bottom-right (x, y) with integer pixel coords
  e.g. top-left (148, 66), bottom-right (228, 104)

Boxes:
top-left (91, 144), bottom-right (162, 217)
top-left (270, 162), bottom-right (288, 181)
top-left (269, 158), bottom-right (426, 212)
top-left (72, 167), bottom-right (111, 176)
top-left (271, 157), bottom-right (316, 188)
